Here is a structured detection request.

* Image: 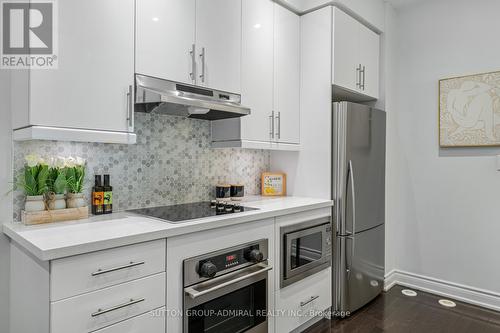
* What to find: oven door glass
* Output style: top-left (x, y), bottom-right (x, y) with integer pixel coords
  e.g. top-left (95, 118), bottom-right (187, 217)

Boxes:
top-left (187, 279), bottom-right (266, 333)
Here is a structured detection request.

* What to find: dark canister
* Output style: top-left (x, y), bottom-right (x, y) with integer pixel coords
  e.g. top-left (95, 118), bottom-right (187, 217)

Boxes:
top-left (230, 184), bottom-right (244, 200)
top-left (215, 184), bottom-right (231, 200)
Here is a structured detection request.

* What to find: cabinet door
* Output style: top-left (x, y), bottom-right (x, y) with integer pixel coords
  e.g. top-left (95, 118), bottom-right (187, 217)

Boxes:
top-left (274, 4), bottom-right (300, 144)
top-left (359, 24), bottom-right (380, 99)
top-left (196, 0), bottom-right (241, 93)
top-left (332, 8), bottom-right (359, 93)
top-left (136, 0), bottom-right (196, 84)
top-left (240, 0), bottom-right (274, 142)
top-left (29, 0), bottom-right (134, 132)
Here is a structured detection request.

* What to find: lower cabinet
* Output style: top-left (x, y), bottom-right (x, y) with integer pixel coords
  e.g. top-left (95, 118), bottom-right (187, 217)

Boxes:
top-left (51, 273), bottom-right (165, 333)
top-left (275, 268), bottom-right (332, 332)
top-left (93, 308), bottom-right (166, 333)
top-left (9, 240), bottom-right (167, 333)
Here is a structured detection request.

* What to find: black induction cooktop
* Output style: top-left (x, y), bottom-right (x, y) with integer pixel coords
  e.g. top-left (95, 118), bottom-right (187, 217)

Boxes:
top-left (127, 201), bottom-right (258, 223)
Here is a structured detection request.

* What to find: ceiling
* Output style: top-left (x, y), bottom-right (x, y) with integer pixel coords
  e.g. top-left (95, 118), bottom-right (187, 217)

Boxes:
top-left (387, 0), bottom-right (422, 8)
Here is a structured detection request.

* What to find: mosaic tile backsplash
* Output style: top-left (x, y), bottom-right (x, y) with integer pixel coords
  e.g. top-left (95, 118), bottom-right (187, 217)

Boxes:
top-left (13, 113), bottom-right (270, 221)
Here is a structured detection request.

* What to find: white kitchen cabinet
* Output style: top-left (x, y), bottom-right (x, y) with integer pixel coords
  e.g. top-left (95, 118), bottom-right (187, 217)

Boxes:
top-left (9, 240), bottom-right (166, 333)
top-left (51, 273), bottom-right (165, 333)
top-left (332, 7), bottom-right (359, 93)
top-left (332, 7), bottom-right (379, 100)
top-left (238, 0), bottom-right (274, 143)
top-left (275, 268), bottom-right (331, 332)
top-left (50, 239), bottom-right (166, 301)
top-left (358, 22), bottom-right (380, 99)
top-left (136, 0), bottom-right (241, 93)
top-left (136, 0), bottom-right (196, 85)
top-left (93, 308), bottom-right (165, 333)
top-left (274, 4), bottom-right (300, 144)
top-left (211, 2), bottom-right (300, 150)
top-left (195, 0), bottom-right (242, 93)
top-left (12, 0), bottom-right (136, 144)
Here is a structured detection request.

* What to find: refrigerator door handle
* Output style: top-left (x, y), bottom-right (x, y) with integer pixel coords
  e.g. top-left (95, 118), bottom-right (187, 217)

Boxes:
top-left (347, 160), bottom-right (356, 235)
top-left (346, 160), bottom-right (356, 278)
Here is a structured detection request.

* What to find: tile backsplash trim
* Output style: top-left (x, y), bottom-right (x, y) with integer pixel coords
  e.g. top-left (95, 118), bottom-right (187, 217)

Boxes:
top-left (13, 113), bottom-right (270, 221)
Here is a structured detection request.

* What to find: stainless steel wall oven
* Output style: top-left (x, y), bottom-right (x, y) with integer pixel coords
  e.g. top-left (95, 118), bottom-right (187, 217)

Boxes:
top-left (183, 239), bottom-right (270, 333)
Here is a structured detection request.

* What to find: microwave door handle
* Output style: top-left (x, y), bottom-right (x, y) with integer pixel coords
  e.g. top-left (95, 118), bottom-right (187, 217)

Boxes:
top-left (185, 263), bottom-right (272, 299)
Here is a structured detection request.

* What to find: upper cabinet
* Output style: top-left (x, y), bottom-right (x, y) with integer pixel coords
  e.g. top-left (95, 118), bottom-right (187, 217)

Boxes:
top-left (195, 0), bottom-right (242, 93)
top-left (211, 1), bottom-right (300, 150)
top-left (274, 4), bottom-right (300, 144)
top-left (12, 0), bottom-right (136, 144)
top-left (238, 0), bottom-right (274, 143)
top-left (136, 0), bottom-right (241, 94)
top-left (136, 0), bottom-right (196, 85)
top-left (332, 8), bottom-right (380, 100)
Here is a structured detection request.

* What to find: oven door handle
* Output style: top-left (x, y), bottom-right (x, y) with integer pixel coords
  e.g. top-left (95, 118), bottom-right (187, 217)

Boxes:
top-left (185, 263), bottom-right (272, 300)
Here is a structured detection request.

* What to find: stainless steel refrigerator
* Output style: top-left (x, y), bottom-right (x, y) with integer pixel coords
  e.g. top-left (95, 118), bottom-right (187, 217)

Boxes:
top-left (333, 101), bottom-right (386, 314)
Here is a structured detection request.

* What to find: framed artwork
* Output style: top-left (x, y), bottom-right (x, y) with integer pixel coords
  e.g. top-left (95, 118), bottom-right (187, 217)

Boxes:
top-left (439, 70), bottom-right (500, 147)
top-left (261, 172), bottom-right (286, 196)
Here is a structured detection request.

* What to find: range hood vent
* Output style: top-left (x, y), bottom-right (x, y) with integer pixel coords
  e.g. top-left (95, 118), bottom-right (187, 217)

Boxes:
top-left (134, 75), bottom-right (250, 120)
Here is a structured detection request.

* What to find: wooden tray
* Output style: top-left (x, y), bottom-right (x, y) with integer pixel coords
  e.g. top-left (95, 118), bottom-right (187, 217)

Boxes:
top-left (21, 206), bottom-right (89, 225)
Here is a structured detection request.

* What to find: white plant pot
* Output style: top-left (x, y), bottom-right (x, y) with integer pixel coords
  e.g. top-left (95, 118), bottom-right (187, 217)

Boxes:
top-left (24, 195), bottom-right (45, 212)
top-left (66, 193), bottom-right (86, 208)
top-left (48, 194), bottom-right (67, 210)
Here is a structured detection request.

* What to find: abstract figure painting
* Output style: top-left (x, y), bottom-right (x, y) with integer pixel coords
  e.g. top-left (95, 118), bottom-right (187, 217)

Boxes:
top-left (439, 71), bottom-right (500, 147)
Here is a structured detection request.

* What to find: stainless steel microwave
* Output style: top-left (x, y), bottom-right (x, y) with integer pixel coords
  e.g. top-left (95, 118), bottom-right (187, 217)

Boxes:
top-left (280, 217), bottom-right (332, 288)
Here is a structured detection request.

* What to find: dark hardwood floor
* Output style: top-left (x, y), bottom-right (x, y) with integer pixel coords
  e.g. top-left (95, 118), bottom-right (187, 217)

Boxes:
top-left (304, 285), bottom-right (500, 333)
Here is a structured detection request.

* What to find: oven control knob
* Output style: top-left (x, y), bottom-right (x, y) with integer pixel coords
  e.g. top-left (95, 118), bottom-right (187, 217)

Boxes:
top-left (246, 249), bottom-right (264, 263)
top-left (199, 261), bottom-right (217, 278)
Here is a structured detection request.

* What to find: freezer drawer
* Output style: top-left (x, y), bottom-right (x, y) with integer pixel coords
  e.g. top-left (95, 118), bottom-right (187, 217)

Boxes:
top-left (334, 224), bottom-right (384, 313)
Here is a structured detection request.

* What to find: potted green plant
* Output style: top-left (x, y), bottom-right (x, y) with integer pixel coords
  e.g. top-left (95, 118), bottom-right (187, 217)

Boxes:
top-left (65, 157), bottom-right (87, 208)
top-left (47, 157), bottom-right (67, 210)
top-left (17, 155), bottom-right (49, 212)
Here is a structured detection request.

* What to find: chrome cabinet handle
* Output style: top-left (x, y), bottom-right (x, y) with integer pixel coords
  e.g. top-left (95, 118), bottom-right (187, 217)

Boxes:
top-left (91, 261), bottom-right (145, 277)
top-left (91, 298), bottom-right (145, 317)
top-left (126, 85), bottom-right (133, 130)
top-left (356, 65), bottom-right (362, 89)
top-left (361, 66), bottom-right (366, 90)
top-left (185, 263), bottom-right (272, 300)
top-left (300, 295), bottom-right (319, 307)
top-left (269, 111), bottom-right (275, 140)
top-left (276, 111), bottom-right (281, 140)
top-left (199, 47), bottom-right (205, 83)
top-left (189, 44), bottom-right (196, 82)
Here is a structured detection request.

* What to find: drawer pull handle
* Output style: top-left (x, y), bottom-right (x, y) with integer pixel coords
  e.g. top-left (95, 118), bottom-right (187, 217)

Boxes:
top-left (300, 295), bottom-right (319, 307)
top-left (91, 261), bottom-right (145, 276)
top-left (91, 298), bottom-right (145, 317)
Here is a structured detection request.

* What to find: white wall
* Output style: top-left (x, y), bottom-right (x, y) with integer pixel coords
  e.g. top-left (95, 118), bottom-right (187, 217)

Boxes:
top-left (0, 71), bottom-right (12, 332)
top-left (391, 0), bottom-right (500, 293)
top-left (381, 2), bottom-right (397, 275)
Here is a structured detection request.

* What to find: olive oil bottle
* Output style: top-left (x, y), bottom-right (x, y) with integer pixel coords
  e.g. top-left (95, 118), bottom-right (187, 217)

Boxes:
top-left (103, 174), bottom-right (113, 214)
top-left (92, 175), bottom-right (104, 215)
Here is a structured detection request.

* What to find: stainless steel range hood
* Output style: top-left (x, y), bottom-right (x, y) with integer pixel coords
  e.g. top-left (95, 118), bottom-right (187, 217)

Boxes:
top-left (134, 75), bottom-right (250, 120)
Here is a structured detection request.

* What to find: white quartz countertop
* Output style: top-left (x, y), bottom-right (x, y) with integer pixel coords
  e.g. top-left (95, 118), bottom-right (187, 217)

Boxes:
top-left (3, 196), bottom-right (332, 261)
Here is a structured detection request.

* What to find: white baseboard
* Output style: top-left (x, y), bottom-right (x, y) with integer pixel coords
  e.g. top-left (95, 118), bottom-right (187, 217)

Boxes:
top-left (384, 270), bottom-right (500, 312)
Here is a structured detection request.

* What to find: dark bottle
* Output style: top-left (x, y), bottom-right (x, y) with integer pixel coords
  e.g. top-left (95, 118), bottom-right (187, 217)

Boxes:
top-left (92, 175), bottom-right (104, 215)
top-left (103, 174), bottom-right (113, 214)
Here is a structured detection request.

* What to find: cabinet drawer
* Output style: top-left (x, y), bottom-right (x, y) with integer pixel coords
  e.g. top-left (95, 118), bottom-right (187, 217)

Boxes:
top-left (275, 268), bottom-right (331, 332)
top-left (51, 239), bottom-right (166, 301)
top-left (93, 307), bottom-right (165, 333)
top-left (51, 273), bottom-right (165, 333)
